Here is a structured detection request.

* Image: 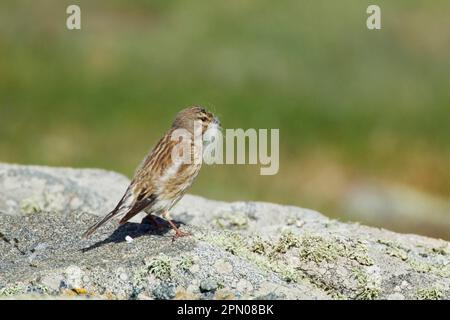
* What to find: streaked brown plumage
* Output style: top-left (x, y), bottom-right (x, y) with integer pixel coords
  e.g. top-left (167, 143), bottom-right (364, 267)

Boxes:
top-left (83, 106), bottom-right (220, 238)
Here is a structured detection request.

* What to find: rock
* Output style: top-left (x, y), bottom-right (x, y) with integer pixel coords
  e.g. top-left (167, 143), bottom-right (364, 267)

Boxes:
top-left (0, 163), bottom-right (128, 218)
top-left (63, 265), bottom-right (85, 289)
top-left (0, 163), bottom-right (449, 300)
top-left (236, 279), bottom-right (253, 293)
top-left (152, 283), bottom-right (176, 300)
top-left (386, 293), bottom-right (405, 300)
top-left (199, 279), bottom-right (218, 293)
top-left (214, 259), bottom-right (233, 274)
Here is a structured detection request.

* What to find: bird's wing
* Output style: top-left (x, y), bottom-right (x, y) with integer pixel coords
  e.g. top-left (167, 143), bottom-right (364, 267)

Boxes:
top-left (118, 193), bottom-right (156, 225)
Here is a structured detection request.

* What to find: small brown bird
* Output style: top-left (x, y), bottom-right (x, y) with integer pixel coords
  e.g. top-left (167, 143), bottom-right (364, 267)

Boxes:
top-left (83, 106), bottom-right (220, 239)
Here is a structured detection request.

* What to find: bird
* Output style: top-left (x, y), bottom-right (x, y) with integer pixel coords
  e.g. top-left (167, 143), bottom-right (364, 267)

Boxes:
top-left (83, 106), bottom-right (221, 239)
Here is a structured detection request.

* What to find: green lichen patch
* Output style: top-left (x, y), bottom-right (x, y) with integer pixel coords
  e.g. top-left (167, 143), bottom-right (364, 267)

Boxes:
top-left (131, 266), bottom-right (151, 293)
top-left (273, 231), bottom-right (301, 254)
top-left (355, 284), bottom-right (380, 300)
top-left (270, 261), bottom-right (299, 283)
top-left (213, 212), bottom-right (249, 230)
top-left (146, 254), bottom-right (172, 280)
top-left (299, 235), bottom-right (340, 263)
top-left (249, 231), bottom-right (301, 257)
top-left (407, 242), bottom-right (450, 278)
top-left (377, 239), bottom-right (409, 261)
top-left (131, 254), bottom-right (177, 296)
top-left (416, 287), bottom-right (444, 300)
top-left (249, 236), bottom-right (268, 255)
top-left (199, 229), bottom-right (379, 300)
top-left (292, 267), bottom-right (344, 298)
top-left (199, 230), bottom-right (380, 299)
top-left (20, 198), bottom-right (42, 215)
top-left (198, 231), bottom-right (298, 284)
top-left (408, 259), bottom-right (450, 278)
top-left (330, 292), bottom-right (348, 300)
top-left (416, 243), bottom-right (449, 257)
top-left (0, 283), bottom-right (49, 297)
top-left (299, 235), bottom-right (373, 266)
top-left (352, 268), bottom-right (380, 300)
top-left (177, 255), bottom-right (194, 271)
top-left (206, 232), bottom-right (245, 255)
top-left (200, 232), bottom-right (272, 274)
top-left (431, 246), bottom-right (449, 256)
top-left (345, 240), bottom-right (374, 266)
top-left (0, 284), bottom-right (27, 296)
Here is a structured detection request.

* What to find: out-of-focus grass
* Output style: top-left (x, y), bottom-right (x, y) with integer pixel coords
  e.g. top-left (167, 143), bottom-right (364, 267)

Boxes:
top-left (1, 1), bottom-right (449, 229)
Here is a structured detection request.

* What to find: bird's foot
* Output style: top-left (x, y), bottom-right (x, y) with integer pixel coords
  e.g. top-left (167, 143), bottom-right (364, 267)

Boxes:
top-left (172, 229), bottom-right (192, 242)
top-left (167, 219), bottom-right (191, 241)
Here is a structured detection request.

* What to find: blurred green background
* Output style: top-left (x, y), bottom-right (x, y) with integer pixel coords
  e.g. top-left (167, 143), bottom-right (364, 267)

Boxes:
top-left (1, 1), bottom-right (449, 239)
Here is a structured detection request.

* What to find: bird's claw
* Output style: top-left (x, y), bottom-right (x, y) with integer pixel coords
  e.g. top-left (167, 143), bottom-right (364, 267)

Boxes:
top-left (172, 230), bottom-right (192, 242)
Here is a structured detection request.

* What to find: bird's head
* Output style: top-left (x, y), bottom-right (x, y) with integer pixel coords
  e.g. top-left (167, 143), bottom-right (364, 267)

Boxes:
top-left (172, 106), bottom-right (221, 138)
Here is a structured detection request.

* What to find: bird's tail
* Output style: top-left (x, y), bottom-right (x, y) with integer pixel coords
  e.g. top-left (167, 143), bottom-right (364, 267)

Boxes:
top-left (83, 208), bottom-right (121, 238)
top-left (83, 187), bottom-right (135, 238)
top-left (82, 189), bottom-right (154, 238)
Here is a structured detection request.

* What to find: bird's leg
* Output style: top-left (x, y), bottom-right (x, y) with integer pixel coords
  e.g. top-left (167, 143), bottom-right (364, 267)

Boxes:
top-left (162, 210), bottom-right (191, 240)
top-left (167, 220), bottom-right (191, 240)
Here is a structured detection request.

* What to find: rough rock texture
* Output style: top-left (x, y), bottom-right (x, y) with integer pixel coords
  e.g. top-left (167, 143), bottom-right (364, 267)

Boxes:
top-left (0, 163), bottom-right (449, 300)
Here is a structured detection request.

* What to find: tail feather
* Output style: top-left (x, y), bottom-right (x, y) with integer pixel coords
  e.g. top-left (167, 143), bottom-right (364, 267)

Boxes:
top-left (83, 193), bottom-right (156, 238)
top-left (83, 208), bottom-right (121, 238)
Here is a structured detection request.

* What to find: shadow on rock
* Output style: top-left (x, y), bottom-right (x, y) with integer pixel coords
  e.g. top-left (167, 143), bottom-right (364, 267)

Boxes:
top-left (80, 216), bottom-right (186, 253)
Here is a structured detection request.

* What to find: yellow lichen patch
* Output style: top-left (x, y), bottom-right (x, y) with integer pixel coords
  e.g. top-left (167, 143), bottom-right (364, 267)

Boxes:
top-left (72, 287), bottom-right (87, 295)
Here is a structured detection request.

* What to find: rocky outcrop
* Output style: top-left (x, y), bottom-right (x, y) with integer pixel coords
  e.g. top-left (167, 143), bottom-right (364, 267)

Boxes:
top-left (0, 163), bottom-right (449, 300)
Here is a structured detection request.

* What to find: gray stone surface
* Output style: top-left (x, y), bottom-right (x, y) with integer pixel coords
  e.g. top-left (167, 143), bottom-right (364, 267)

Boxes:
top-left (0, 163), bottom-right (449, 300)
